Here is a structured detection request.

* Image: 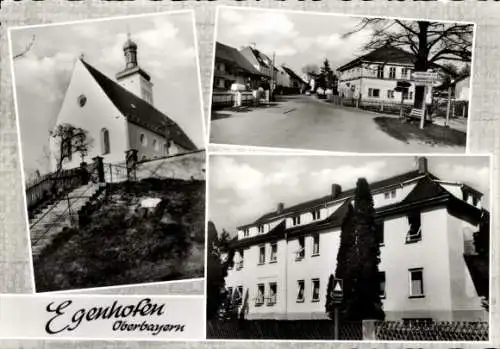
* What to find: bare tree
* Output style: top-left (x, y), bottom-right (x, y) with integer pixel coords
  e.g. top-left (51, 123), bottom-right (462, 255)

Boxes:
top-left (51, 123), bottom-right (93, 173)
top-left (13, 35), bottom-right (36, 60)
top-left (345, 19), bottom-right (473, 109)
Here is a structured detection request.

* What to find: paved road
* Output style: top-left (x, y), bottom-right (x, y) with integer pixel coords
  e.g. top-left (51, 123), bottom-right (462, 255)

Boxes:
top-left (210, 95), bottom-right (465, 153)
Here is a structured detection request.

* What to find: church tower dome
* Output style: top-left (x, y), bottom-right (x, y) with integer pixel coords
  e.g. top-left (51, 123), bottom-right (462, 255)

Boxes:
top-left (116, 31), bottom-right (154, 105)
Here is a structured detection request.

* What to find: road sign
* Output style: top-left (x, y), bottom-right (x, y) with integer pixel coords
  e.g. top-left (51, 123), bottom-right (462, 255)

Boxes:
top-left (332, 278), bottom-right (343, 303)
top-left (412, 71), bottom-right (441, 86)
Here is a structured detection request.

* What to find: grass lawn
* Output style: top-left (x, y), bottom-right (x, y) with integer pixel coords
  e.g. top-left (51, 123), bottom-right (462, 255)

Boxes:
top-left (34, 178), bottom-right (205, 292)
top-left (374, 117), bottom-right (466, 147)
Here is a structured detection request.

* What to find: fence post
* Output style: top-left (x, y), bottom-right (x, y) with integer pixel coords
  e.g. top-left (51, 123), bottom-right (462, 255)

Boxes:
top-left (92, 156), bottom-right (105, 183)
top-left (362, 319), bottom-right (377, 340)
top-left (125, 149), bottom-right (138, 181)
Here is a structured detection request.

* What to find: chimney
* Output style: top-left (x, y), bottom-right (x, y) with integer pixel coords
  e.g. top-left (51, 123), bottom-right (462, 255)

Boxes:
top-left (417, 157), bottom-right (428, 174)
top-left (277, 202), bottom-right (285, 214)
top-left (331, 184), bottom-right (342, 198)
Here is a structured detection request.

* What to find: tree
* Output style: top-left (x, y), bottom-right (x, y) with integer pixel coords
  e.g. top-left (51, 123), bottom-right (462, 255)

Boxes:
top-left (51, 123), bottom-right (93, 173)
top-left (472, 210), bottom-right (490, 311)
top-left (334, 181), bottom-right (384, 321)
top-left (345, 19), bottom-right (473, 109)
top-left (302, 63), bottom-right (319, 77)
top-left (206, 221), bottom-right (235, 320)
top-left (352, 178), bottom-right (384, 320)
top-left (325, 274), bottom-right (336, 320)
top-left (334, 202), bottom-right (359, 319)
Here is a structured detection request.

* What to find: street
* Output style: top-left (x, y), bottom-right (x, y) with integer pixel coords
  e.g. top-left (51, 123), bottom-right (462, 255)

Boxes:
top-left (209, 95), bottom-right (466, 153)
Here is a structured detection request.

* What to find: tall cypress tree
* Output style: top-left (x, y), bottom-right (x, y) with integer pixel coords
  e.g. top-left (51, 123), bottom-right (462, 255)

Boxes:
top-left (334, 202), bottom-right (359, 320)
top-left (352, 178), bottom-right (385, 320)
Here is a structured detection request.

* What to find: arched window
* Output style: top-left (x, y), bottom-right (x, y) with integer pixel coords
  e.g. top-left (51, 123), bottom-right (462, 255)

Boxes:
top-left (140, 133), bottom-right (147, 147)
top-left (101, 128), bottom-right (110, 155)
top-left (153, 139), bottom-right (159, 151)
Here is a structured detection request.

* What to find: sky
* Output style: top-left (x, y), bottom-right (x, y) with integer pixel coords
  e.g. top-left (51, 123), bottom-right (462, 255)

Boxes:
top-left (209, 155), bottom-right (490, 233)
top-left (216, 7), bottom-right (375, 77)
top-left (10, 11), bottom-right (204, 177)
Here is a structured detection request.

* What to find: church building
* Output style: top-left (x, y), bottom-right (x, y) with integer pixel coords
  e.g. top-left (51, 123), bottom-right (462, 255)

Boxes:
top-left (50, 34), bottom-right (196, 170)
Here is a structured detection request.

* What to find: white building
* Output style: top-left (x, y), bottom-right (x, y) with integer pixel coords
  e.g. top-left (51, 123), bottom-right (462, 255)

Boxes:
top-left (50, 34), bottom-right (196, 170)
top-left (225, 158), bottom-right (487, 322)
top-left (337, 46), bottom-right (432, 105)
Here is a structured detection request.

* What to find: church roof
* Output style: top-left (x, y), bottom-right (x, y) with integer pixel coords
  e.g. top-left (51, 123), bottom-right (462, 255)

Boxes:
top-left (80, 59), bottom-right (196, 151)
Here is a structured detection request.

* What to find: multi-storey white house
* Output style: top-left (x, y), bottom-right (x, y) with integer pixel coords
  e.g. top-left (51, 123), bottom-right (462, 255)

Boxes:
top-left (50, 34), bottom-right (196, 170)
top-left (337, 46), bottom-right (432, 105)
top-left (224, 158), bottom-right (488, 322)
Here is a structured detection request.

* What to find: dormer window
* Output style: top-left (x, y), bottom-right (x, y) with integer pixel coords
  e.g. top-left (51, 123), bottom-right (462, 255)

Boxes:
top-left (292, 215), bottom-right (301, 226)
top-left (384, 189), bottom-right (396, 199)
top-left (243, 228), bottom-right (249, 237)
top-left (406, 211), bottom-right (422, 243)
top-left (311, 209), bottom-right (320, 221)
top-left (258, 225), bottom-right (264, 234)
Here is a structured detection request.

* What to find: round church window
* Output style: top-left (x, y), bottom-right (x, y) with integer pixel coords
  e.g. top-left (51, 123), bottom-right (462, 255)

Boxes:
top-left (78, 94), bottom-right (87, 107)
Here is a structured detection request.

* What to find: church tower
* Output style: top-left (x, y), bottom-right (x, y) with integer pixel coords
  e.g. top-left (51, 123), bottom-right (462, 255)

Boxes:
top-left (115, 33), bottom-right (154, 105)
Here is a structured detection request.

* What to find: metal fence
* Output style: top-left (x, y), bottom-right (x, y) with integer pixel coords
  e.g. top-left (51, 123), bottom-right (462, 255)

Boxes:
top-left (25, 167), bottom-right (83, 214)
top-left (375, 320), bottom-right (489, 341)
top-left (103, 162), bottom-right (130, 183)
top-left (206, 319), bottom-right (362, 340)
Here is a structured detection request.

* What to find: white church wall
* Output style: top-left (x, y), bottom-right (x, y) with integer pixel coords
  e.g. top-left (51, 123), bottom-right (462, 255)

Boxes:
top-left (128, 122), bottom-right (167, 161)
top-left (50, 59), bottom-right (130, 171)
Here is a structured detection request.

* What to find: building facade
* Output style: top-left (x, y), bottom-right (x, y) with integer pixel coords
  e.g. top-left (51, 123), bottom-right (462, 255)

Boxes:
top-left (50, 34), bottom-right (196, 170)
top-left (337, 46), bottom-right (432, 105)
top-left (225, 158), bottom-right (487, 322)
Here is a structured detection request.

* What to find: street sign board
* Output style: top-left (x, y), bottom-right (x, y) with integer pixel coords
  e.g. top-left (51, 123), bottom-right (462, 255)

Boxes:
top-left (412, 71), bottom-right (441, 86)
top-left (333, 278), bottom-right (343, 303)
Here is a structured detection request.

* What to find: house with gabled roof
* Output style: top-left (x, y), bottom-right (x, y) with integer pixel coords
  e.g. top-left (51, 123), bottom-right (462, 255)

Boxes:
top-left (224, 157), bottom-right (488, 322)
top-left (337, 45), bottom-right (432, 105)
top-left (213, 42), bottom-right (264, 91)
top-left (50, 34), bottom-right (196, 170)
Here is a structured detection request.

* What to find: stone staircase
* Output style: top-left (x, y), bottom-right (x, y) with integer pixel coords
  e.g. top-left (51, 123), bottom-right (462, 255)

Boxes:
top-left (30, 183), bottom-right (104, 259)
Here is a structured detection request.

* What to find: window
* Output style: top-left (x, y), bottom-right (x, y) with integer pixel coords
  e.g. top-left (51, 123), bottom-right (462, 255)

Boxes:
top-left (77, 94), bottom-right (87, 107)
top-left (312, 234), bottom-right (320, 256)
top-left (384, 189), bottom-right (396, 199)
top-left (377, 65), bottom-right (384, 79)
top-left (409, 91), bottom-right (414, 99)
top-left (296, 280), bottom-right (305, 302)
top-left (258, 225), bottom-right (264, 234)
top-left (368, 88), bottom-right (380, 98)
top-left (376, 222), bottom-right (384, 245)
top-left (406, 211), bottom-right (422, 243)
top-left (99, 128), bottom-right (110, 155)
top-left (153, 139), bottom-right (159, 151)
top-left (402, 90), bottom-right (409, 100)
top-left (236, 250), bottom-right (244, 270)
top-left (140, 133), bottom-right (147, 147)
top-left (387, 90), bottom-right (395, 99)
top-left (379, 271), bottom-right (386, 298)
top-left (296, 237), bottom-right (305, 261)
top-left (409, 268), bottom-right (424, 297)
top-left (268, 282), bottom-right (277, 305)
top-left (256, 284), bottom-right (265, 305)
top-left (311, 279), bottom-right (320, 302)
top-left (227, 287), bottom-right (233, 299)
top-left (237, 286), bottom-right (243, 305)
top-left (311, 209), bottom-right (320, 221)
top-left (258, 245), bottom-right (266, 265)
top-left (402, 68), bottom-right (411, 79)
top-left (243, 228), bottom-right (249, 237)
top-left (389, 67), bottom-right (396, 79)
top-left (270, 243), bottom-right (277, 263)
top-left (292, 215), bottom-right (301, 226)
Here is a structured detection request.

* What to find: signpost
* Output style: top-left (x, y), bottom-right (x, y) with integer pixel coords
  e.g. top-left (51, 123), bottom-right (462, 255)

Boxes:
top-left (411, 71), bottom-right (442, 129)
top-left (331, 278), bottom-right (343, 339)
top-left (395, 81), bottom-right (411, 119)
